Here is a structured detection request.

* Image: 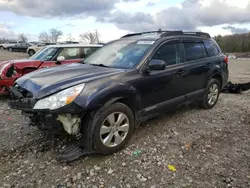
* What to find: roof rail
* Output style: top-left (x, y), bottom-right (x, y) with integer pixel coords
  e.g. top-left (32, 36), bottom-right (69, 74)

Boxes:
top-left (121, 30), bottom-right (211, 39)
top-left (121, 30), bottom-right (167, 38)
top-left (161, 31), bottom-right (211, 38)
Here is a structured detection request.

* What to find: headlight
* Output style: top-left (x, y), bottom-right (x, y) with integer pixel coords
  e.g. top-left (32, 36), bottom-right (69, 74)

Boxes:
top-left (33, 83), bottom-right (85, 110)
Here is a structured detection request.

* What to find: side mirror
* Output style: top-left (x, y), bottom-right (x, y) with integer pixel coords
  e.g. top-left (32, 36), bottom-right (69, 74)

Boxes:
top-left (148, 59), bottom-right (166, 71)
top-left (56, 56), bottom-right (65, 64)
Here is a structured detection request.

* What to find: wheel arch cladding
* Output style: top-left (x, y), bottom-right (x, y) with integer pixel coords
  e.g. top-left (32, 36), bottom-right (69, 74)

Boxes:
top-left (211, 73), bottom-right (222, 87)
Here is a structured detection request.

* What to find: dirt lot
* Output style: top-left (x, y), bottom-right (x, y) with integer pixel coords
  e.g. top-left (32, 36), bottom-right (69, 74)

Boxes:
top-left (0, 50), bottom-right (249, 188)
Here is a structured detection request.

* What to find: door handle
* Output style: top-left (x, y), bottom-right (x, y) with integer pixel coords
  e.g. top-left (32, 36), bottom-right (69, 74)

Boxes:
top-left (176, 70), bottom-right (185, 76)
top-left (206, 63), bottom-right (212, 67)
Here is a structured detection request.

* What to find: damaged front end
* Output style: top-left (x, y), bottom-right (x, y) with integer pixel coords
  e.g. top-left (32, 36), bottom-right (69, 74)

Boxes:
top-left (8, 84), bottom-right (85, 136)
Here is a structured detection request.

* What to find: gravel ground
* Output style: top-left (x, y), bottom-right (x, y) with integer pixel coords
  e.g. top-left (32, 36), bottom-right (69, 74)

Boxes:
top-left (0, 51), bottom-right (249, 188)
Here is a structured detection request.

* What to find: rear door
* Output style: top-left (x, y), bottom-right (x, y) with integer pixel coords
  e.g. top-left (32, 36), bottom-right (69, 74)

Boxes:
top-left (179, 40), bottom-right (210, 99)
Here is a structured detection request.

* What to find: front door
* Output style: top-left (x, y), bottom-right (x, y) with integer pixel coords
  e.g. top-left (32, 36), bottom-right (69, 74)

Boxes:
top-left (50, 47), bottom-right (83, 67)
top-left (133, 41), bottom-right (186, 115)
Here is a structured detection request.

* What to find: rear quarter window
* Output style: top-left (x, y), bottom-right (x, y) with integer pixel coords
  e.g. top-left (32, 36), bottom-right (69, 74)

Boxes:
top-left (203, 40), bottom-right (220, 56)
top-left (82, 47), bottom-right (100, 58)
top-left (183, 42), bottom-right (208, 61)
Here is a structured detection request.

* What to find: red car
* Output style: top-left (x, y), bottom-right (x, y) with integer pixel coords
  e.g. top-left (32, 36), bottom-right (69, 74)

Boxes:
top-left (0, 44), bottom-right (102, 95)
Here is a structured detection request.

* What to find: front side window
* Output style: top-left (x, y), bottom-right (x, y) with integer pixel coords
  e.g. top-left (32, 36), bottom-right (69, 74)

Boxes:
top-left (58, 47), bottom-right (81, 59)
top-left (152, 42), bottom-right (182, 66)
top-left (84, 39), bottom-right (154, 68)
top-left (204, 40), bottom-right (220, 56)
top-left (30, 47), bottom-right (59, 61)
top-left (183, 42), bottom-right (208, 61)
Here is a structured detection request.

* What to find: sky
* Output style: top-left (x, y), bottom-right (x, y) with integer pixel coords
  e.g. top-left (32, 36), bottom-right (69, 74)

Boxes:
top-left (0, 0), bottom-right (250, 42)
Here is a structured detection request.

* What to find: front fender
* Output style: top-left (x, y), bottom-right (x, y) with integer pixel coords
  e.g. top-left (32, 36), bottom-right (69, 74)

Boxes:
top-left (74, 82), bottom-right (141, 111)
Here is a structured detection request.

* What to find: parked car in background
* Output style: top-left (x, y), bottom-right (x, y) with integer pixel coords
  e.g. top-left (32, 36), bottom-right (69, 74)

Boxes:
top-left (0, 41), bottom-right (21, 50)
top-left (7, 42), bottom-right (33, 52)
top-left (26, 42), bottom-right (56, 56)
top-left (8, 30), bottom-right (228, 155)
top-left (0, 43), bottom-right (102, 95)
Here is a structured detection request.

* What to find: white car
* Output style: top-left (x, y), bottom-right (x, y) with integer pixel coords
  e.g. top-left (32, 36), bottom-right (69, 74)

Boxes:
top-left (0, 41), bottom-right (22, 50)
top-left (26, 42), bottom-right (56, 56)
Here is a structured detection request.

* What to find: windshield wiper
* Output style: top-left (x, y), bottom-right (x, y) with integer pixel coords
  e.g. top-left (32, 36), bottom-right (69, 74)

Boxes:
top-left (79, 59), bottom-right (85, 64)
top-left (90, 63), bottom-right (109, 68)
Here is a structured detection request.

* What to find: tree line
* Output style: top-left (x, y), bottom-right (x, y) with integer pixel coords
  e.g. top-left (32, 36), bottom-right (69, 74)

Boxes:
top-left (3, 29), bottom-right (250, 52)
top-left (214, 33), bottom-right (250, 53)
top-left (39, 28), bottom-right (100, 44)
top-left (0, 34), bottom-right (28, 43)
top-left (0, 28), bottom-right (101, 44)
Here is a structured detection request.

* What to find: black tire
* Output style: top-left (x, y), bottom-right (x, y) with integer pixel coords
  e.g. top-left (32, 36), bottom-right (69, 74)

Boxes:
top-left (28, 50), bottom-right (35, 56)
top-left (200, 78), bottom-right (221, 109)
top-left (0, 46), bottom-right (4, 50)
top-left (8, 48), bottom-right (12, 52)
top-left (87, 102), bottom-right (135, 155)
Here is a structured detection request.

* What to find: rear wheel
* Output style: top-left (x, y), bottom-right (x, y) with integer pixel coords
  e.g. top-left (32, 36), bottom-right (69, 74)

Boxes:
top-left (87, 102), bottom-right (135, 155)
top-left (0, 46), bottom-right (4, 50)
top-left (200, 78), bottom-right (221, 109)
top-left (28, 50), bottom-right (35, 56)
top-left (8, 48), bottom-right (13, 52)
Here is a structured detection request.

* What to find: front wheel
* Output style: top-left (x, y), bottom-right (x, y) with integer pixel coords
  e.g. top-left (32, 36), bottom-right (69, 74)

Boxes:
top-left (8, 48), bottom-right (13, 52)
top-left (200, 78), bottom-right (221, 109)
top-left (87, 102), bottom-right (135, 155)
top-left (0, 46), bottom-right (4, 50)
top-left (28, 50), bottom-right (35, 56)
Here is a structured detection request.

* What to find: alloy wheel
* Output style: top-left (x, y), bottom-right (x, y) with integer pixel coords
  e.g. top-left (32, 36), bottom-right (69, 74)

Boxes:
top-left (207, 83), bottom-right (219, 105)
top-left (100, 112), bottom-right (129, 148)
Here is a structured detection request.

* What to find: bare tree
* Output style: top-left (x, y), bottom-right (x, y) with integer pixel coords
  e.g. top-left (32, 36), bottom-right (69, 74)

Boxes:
top-left (79, 30), bottom-right (100, 44)
top-left (49, 28), bottom-right (63, 43)
top-left (67, 33), bottom-right (74, 42)
top-left (18, 34), bottom-right (28, 42)
top-left (39, 31), bottom-right (50, 42)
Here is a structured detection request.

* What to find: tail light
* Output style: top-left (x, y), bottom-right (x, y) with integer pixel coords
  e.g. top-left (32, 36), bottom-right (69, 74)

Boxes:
top-left (224, 56), bottom-right (228, 64)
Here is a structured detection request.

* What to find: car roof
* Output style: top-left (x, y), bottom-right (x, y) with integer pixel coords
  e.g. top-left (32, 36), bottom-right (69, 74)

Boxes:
top-left (45, 43), bottom-right (103, 48)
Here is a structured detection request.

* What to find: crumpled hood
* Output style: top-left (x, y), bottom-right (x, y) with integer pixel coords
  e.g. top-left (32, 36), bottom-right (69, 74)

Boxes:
top-left (0, 59), bottom-right (41, 75)
top-left (15, 63), bottom-right (125, 99)
top-left (0, 59), bottom-right (41, 68)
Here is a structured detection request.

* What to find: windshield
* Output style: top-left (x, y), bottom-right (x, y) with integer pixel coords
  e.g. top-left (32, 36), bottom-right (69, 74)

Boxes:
top-left (30, 47), bottom-right (59, 61)
top-left (84, 39), bottom-right (154, 68)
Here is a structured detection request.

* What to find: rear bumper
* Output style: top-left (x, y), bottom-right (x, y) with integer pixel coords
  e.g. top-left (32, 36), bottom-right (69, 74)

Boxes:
top-left (222, 70), bottom-right (229, 88)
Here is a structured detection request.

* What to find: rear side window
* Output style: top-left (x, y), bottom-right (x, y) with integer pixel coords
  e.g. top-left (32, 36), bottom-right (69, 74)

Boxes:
top-left (152, 42), bottom-right (182, 66)
top-left (204, 40), bottom-right (220, 56)
top-left (82, 47), bottom-right (99, 58)
top-left (183, 42), bottom-right (207, 61)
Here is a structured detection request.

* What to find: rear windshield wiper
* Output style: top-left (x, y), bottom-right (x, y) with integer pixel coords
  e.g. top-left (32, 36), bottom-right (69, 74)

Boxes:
top-left (90, 63), bottom-right (109, 68)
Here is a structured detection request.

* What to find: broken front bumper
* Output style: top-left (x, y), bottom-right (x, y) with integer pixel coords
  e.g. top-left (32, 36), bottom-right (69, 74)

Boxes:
top-left (0, 78), bottom-right (15, 95)
top-left (8, 99), bottom-right (85, 135)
